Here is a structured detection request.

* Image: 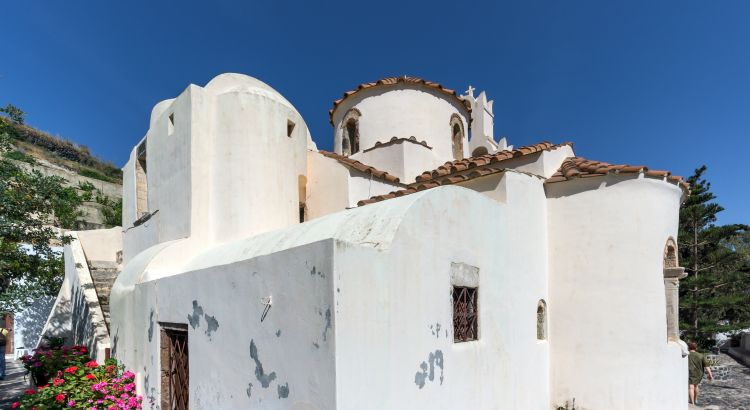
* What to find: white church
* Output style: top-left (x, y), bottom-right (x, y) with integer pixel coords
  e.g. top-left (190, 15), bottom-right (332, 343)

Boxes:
top-left (41, 73), bottom-right (692, 409)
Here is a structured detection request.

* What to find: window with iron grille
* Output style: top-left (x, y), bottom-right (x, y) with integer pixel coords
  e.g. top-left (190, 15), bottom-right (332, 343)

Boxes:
top-left (161, 323), bottom-right (189, 410)
top-left (453, 286), bottom-right (478, 342)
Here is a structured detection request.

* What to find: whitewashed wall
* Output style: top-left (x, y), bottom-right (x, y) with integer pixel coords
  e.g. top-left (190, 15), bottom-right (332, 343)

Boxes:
top-left (112, 185), bottom-right (552, 409)
top-left (122, 74), bottom-right (311, 263)
top-left (546, 175), bottom-right (687, 409)
top-left (351, 140), bottom-right (442, 183)
top-left (111, 240), bottom-right (336, 408)
top-left (334, 179), bottom-right (550, 409)
top-left (305, 152), bottom-right (403, 219)
top-left (40, 233), bottom-right (112, 361)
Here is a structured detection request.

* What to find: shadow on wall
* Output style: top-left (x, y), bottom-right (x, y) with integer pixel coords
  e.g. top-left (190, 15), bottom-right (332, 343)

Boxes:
top-left (41, 295), bottom-right (73, 346)
top-left (71, 283), bottom-right (108, 352)
top-left (15, 296), bottom-right (56, 350)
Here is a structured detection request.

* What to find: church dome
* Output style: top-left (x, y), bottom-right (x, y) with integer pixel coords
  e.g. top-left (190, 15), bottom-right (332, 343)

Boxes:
top-left (205, 73), bottom-right (296, 111)
top-left (328, 76), bottom-right (471, 125)
top-left (329, 76), bottom-right (471, 170)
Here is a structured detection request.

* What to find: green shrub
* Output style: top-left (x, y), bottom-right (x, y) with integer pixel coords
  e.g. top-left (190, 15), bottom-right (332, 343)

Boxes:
top-left (79, 168), bottom-right (117, 183)
top-left (3, 149), bottom-right (35, 164)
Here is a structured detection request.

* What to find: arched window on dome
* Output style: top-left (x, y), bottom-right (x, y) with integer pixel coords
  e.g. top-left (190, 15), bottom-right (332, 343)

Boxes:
top-left (450, 114), bottom-right (465, 160)
top-left (341, 109), bottom-right (361, 156)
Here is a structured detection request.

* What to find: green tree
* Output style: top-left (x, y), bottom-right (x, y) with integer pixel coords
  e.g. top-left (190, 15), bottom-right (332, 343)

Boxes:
top-left (0, 103), bottom-right (26, 124)
top-left (678, 166), bottom-right (750, 348)
top-left (95, 191), bottom-right (122, 228)
top-left (0, 133), bottom-right (85, 312)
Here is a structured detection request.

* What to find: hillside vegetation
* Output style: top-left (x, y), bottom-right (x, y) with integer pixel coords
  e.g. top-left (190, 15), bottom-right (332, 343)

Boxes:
top-left (0, 116), bottom-right (122, 183)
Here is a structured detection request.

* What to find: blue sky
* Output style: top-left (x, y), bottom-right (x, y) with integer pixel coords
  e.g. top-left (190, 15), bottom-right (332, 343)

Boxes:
top-left (1, 0), bottom-right (747, 224)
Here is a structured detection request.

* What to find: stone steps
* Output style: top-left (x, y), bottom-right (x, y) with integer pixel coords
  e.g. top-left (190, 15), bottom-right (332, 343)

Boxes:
top-left (87, 260), bottom-right (120, 330)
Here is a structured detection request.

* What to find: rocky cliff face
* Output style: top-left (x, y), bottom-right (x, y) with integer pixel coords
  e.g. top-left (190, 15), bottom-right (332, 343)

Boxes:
top-left (1, 117), bottom-right (123, 229)
top-left (14, 155), bottom-right (122, 229)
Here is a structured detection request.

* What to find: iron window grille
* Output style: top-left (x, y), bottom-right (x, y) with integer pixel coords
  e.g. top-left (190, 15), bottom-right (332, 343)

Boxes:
top-left (453, 286), bottom-right (478, 342)
top-left (160, 323), bottom-right (189, 410)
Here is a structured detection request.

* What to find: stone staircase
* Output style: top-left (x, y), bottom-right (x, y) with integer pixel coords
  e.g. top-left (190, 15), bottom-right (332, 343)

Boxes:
top-left (87, 260), bottom-right (120, 329)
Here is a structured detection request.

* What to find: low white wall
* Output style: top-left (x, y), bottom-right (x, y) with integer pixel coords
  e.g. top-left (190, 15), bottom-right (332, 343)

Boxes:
top-left (77, 227), bottom-right (122, 263)
top-left (41, 233), bottom-right (112, 361)
top-left (111, 240), bottom-right (337, 409)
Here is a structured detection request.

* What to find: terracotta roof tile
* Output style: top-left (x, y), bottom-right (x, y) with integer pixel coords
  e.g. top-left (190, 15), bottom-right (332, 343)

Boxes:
top-left (415, 141), bottom-right (573, 183)
top-left (318, 151), bottom-right (403, 185)
top-left (546, 157), bottom-right (690, 191)
top-left (362, 136), bottom-right (432, 153)
top-left (357, 140), bottom-right (573, 206)
top-left (329, 76), bottom-right (471, 125)
top-left (357, 167), bottom-right (506, 206)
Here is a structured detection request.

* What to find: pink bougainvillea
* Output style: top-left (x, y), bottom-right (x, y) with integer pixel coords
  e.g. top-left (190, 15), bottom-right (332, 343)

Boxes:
top-left (16, 346), bottom-right (143, 410)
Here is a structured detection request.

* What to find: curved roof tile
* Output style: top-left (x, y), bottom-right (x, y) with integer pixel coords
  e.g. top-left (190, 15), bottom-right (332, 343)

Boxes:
top-left (329, 76), bottom-right (471, 125)
top-left (415, 141), bottom-right (574, 183)
top-left (546, 157), bottom-right (690, 191)
top-left (318, 150), bottom-right (403, 185)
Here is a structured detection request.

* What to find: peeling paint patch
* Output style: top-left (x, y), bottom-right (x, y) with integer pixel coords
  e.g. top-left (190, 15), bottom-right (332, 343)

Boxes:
top-left (275, 329), bottom-right (281, 337)
top-left (429, 350), bottom-right (445, 384)
top-left (414, 350), bottom-right (445, 389)
top-left (249, 339), bottom-right (277, 388)
top-left (148, 310), bottom-right (155, 342)
top-left (429, 323), bottom-right (442, 338)
top-left (277, 382), bottom-right (289, 399)
top-left (246, 383), bottom-right (253, 397)
top-left (188, 300), bottom-right (204, 329)
top-left (322, 307), bottom-right (331, 341)
top-left (205, 314), bottom-right (219, 338)
top-left (310, 266), bottom-right (325, 278)
top-left (415, 362), bottom-right (429, 389)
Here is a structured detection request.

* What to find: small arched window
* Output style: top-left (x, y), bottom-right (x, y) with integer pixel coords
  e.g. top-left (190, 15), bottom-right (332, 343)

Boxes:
top-left (472, 146), bottom-right (489, 157)
top-left (664, 238), bottom-right (678, 268)
top-left (450, 115), bottom-right (465, 160)
top-left (537, 300), bottom-right (547, 340)
top-left (341, 109), bottom-right (361, 156)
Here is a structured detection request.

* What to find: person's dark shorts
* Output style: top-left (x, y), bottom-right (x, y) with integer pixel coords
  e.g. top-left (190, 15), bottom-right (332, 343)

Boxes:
top-left (689, 374), bottom-right (703, 385)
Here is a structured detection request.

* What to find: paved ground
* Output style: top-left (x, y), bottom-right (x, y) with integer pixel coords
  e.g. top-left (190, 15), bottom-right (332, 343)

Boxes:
top-left (0, 355), bottom-right (28, 409)
top-left (690, 353), bottom-right (750, 410)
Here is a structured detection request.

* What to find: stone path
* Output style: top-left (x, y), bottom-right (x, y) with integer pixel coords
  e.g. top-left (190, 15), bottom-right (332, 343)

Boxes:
top-left (0, 355), bottom-right (28, 409)
top-left (691, 354), bottom-right (750, 410)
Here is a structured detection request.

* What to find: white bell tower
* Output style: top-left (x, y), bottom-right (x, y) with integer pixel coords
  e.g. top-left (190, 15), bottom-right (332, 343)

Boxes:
top-left (462, 86), bottom-right (510, 156)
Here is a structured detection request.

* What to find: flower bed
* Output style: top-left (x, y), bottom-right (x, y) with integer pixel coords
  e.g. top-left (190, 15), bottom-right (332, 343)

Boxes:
top-left (15, 345), bottom-right (143, 409)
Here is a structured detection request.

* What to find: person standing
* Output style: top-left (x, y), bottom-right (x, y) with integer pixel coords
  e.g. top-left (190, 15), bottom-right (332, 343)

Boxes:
top-left (0, 324), bottom-right (9, 380)
top-left (688, 341), bottom-right (714, 405)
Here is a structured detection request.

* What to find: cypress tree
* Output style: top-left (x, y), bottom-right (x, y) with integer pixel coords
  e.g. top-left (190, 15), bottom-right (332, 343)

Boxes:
top-left (679, 166), bottom-right (749, 348)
